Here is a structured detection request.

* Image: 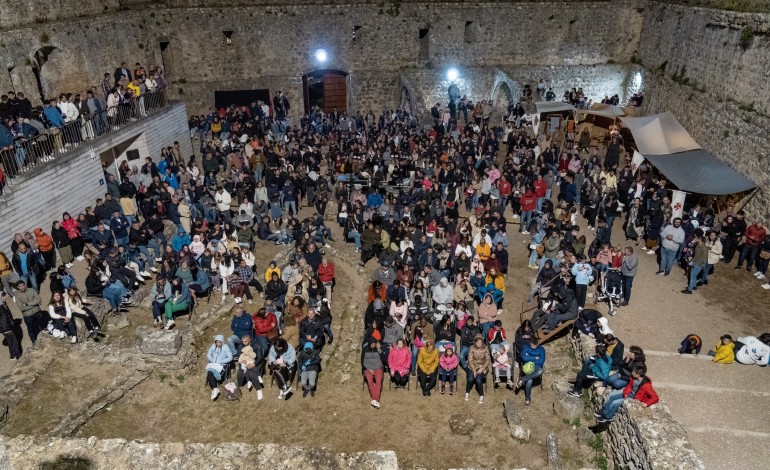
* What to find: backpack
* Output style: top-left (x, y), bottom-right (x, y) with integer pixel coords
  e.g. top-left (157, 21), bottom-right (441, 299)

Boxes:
top-left (223, 382), bottom-right (242, 401)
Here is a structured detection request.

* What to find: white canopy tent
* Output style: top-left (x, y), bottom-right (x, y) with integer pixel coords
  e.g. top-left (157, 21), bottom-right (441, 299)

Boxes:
top-left (620, 112), bottom-right (701, 156)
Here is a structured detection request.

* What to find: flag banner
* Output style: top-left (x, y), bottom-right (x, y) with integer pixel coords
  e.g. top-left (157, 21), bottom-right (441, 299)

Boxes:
top-left (671, 190), bottom-right (686, 220)
top-left (631, 150), bottom-right (645, 174)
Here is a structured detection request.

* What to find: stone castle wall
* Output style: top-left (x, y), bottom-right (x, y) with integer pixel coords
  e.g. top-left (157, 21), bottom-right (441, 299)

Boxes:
top-left (637, 2), bottom-right (770, 222)
top-left (0, 2), bottom-right (644, 117)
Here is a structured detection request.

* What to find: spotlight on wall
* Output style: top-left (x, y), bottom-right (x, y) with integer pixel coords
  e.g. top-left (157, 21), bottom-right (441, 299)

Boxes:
top-left (315, 49), bottom-right (328, 63)
top-left (447, 68), bottom-right (459, 81)
top-left (633, 71), bottom-right (642, 88)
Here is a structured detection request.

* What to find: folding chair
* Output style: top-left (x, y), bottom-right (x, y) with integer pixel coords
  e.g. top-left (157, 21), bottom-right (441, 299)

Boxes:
top-left (387, 371), bottom-right (411, 391)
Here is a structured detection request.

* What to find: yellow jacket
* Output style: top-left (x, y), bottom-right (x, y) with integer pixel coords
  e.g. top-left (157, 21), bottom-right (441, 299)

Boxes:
top-left (485, 273), bottom-right (505, 292)
top-left (712, 341), bottom-right (735, 364)
top-left (265, 266), bottom-right (281, 282)
top-left (475, 243), bottom-right (491, 261)
top-left (417, 346), bottom-right (439, 374)
top-left (127, 81), bottom-right (141, 97)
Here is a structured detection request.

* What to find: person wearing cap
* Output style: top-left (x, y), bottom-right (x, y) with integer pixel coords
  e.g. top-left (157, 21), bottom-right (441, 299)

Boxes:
top-left (372, 259), bottom-right (396, 287)
top-left (297, 342), bottom-right (321, 398)
top-left (235, 335), bottom-right (264, 400)
top-left (205, 334), bottom-right (233, 400)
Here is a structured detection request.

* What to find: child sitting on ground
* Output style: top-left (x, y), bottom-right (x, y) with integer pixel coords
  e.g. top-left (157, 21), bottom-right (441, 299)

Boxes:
top-left (678, 334), bottom-right (702, 355)
top-left (708, 334), bottom-right (735, 364)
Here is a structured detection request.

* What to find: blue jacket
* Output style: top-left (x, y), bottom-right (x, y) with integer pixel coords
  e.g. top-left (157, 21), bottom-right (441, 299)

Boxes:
top-left (230, 313), bottom-right (254, 339)
top-left (43, 106), bottom-right (64, 128)
top-left (590, 354), bottom-right (612, 381)
top-left (521, 343), bottom-right (546, 368)
top-left (110, 216), bottom-right (130, 238)
top-left (0, 125), bottom-right (13, 149)
top-left (477, 283), bottom-right (503, 304)
top-left (367, 192), bottom-right (383, 208)
top-left (571, 262), bottom-right (593, 286)
top-left (268, 343), bottom-right (296, 367)
top-left (171, 233), bottom-right (191, 253)
top-left (194, 268), bottom-right (210, 291)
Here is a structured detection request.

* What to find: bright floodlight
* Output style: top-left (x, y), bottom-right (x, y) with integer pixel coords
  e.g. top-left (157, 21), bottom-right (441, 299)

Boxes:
top-left (447, 68), bottom-right (459, 81)
top-left (315, 49), bottom-right (328, 63)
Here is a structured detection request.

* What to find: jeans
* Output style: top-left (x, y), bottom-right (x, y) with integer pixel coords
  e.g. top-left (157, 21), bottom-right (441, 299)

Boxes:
top-left (606, 373), bottom-right (628, 390)
top-left (600, 390), bottom-right (625, 419)
top-left (439, 367), bottom-right (457, 383)
top-left (687, 263), bottom-right (704, 292)
top-left (528, 249), bottom-right (539, 266)
top-left (411, 345), bottom-right (420, 372)
top-left (459, 345), bottom-right (470, 370)
top-left (701, 263), bottom-right (713, 283)
top-left (659, 247), bottom-right (677, 274)
top-left (606, 215), bottom-right (617, 232)
top-left (226, 334), bottom-right (245, 355)
top-left (499, 196), bottom-right (508, 214)
top-left (23, 311), bottom-right (43, 345)
top-left (465, 371), bottom-right (485, 396)
top-left (103, 282), bottom-right (128, 309)
top-left (622, 275), bottom-right (634, 304)
top-left (536, 197), bottom-right (544, 213)
top-left (519, 367), bottom-right (543, 400)
top-left (736, 244), bottom-right (759, 269)
top-left (347, 230), bottom-right (362, 250)
top-left (152, 300), bottom-right (167, 320)
top-left (520, 210), bottom-right (533, 231)
top-left (116, 235), bottom-right (128, 248)
top-left (480, 321), bottom-right (494, 341)
top-left (283, 200), bottom-right (296, 217)
top-left (20, 274), bottom-right (39, 292)
top-left (253, 335), bottom-right (268, 355)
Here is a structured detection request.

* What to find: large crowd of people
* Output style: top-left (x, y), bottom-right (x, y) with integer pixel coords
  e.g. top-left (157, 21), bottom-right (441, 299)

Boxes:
top-left (0, 66), bottom-right (767, 421)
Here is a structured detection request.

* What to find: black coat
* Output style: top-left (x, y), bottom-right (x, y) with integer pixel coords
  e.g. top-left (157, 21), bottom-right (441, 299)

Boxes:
top-left (0, 303), bottom-right (14, 333)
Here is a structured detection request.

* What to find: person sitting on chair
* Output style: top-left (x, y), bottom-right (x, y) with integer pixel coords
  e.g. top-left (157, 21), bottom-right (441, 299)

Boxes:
top-left (268, 337), bottom-right (296, 399)
top-left (205, 334), bottom-right (233, 401)
top-left (388, 338), bottom-right (411, 388)
top-left (297, 341), bottom-right (322, 398)
top-left (236, 335), bottom-right (264, 401)
top-left (516, 338), bottom-right (546, 406)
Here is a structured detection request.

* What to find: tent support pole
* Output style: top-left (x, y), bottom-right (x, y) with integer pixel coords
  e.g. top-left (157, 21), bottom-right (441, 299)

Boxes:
top-left (737, 187), bottom-right (761, 212)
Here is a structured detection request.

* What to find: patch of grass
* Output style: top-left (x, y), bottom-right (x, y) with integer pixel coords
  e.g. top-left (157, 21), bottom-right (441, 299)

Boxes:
top-left (176, 374), bottom-right (185, 383)
top-left (563, 417), bottom-right (581, 427)
top-left (740, 27), bottom-right (755, 51)
top-left (656, 60), bottom-right (668, 74)
top-left (39, 33), bottom-right (49, 43)
top-left (723, 129), bottom-right (730, 139)
top-left (157, 372), bottom-right (168, 382)
top-left (587, 434), bottom-right (609, 470)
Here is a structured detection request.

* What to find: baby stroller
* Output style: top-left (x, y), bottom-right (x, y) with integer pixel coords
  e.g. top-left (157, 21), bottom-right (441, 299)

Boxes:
top-left (596, 269), bottom-right (623, 316)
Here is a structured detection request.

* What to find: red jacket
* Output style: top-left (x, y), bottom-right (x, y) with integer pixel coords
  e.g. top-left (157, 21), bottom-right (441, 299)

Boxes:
top-left (533, 180), bottom-right (547, 198)
top-left (498, 179), bottom-right (511, 197)
top-left (317, 262), bottom-right (335, 283)
top-left (520, 190), bottom-right (537, 212)
top-left (623, 377), bottom-right (659, 407)
top-left (745, 224), bottom-right (766, 246)
top-left (252, 312), bottom-right (277, 336)
top-left (487, 326), bottom-right (507, 344)
top-left (61, 218), bottom-right (81, 239)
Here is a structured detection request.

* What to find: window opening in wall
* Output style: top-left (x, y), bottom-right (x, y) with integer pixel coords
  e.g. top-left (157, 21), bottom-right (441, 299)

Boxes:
top-left (159, 40), bottom-right (173, 77)
top-left (126, 149), bottom-right (140, 161)
top-left (353, 25), bottom-right (362, 42)
top-left (223, 31), bottom-right (234, 46)
top-left (464, 21), bottom-right (480, 44)
top-left (418, 28), bottom-right (430, 60)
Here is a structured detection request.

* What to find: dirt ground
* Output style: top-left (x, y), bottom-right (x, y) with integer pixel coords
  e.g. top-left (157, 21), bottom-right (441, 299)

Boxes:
top-left (63, 208), bottom-right (602, 469)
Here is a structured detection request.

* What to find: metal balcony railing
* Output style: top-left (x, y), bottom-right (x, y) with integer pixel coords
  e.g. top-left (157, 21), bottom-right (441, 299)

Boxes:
top-left (0, 90), bottom-right (168, 190)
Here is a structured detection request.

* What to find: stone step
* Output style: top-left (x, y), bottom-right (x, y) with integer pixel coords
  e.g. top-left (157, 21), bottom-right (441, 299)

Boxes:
top-left (679, 426), bottom-right (770, 470)
top-left (658, 387), bottom-right (770, 434)
top-left (643, 353), bottom-right (769, 394)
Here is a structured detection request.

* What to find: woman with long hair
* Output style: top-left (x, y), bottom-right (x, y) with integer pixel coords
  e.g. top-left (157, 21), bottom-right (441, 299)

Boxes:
top-left (64, 287), bottom-right (101, 340)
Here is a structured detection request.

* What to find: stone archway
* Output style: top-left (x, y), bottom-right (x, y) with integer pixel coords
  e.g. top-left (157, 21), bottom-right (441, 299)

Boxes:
top-left (491, 81), bottom-right (513, 109)
top-left (400, 86), bottom-right (412, 115)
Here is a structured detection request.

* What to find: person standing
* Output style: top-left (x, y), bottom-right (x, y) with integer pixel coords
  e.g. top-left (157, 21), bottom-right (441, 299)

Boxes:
top-left (656, 217), bottom-right (684, 276)
top-left (0, 293), bottom-right (21, 360)
top-left (735, 221), bottom-right (766, 273)
top-left (14, 280), bottom-right (43, 346)
top-left (620, 247), bottom-right (638, 306)
top-left (682, 231), bottom-right (708, 294)
top-left (363, 341), bottom-right (383, 409)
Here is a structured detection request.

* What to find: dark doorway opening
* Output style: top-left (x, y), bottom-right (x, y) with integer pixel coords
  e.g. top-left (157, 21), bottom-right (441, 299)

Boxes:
top-left (214, 89), bottom-right (271, 110)
top-left (159, 40), bottom-right (173, 76)
top-left (302, 69), bottom-right (349, 114)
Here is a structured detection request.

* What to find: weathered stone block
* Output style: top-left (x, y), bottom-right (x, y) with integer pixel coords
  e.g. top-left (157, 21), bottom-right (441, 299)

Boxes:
top-left (140, 330), bottom-right (182, 356)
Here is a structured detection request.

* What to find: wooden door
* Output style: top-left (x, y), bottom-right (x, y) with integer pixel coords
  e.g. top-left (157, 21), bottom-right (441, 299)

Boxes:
top-left (323, 74), bottom-right (347, 113)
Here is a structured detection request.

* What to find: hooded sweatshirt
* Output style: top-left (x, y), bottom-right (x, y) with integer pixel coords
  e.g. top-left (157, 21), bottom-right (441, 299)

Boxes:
top-left (34, 228), bottom-right (54, 253)
top-left (431, 277), bottom-right (453, 305)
